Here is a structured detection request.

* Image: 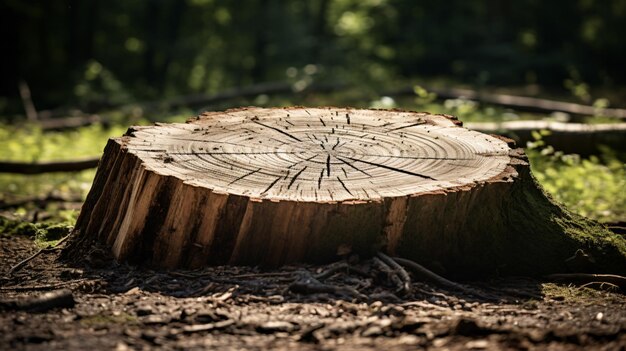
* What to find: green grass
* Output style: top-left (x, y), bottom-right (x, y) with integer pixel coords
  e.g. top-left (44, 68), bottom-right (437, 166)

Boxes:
top-left (526, 133), bottom-right (625, 223)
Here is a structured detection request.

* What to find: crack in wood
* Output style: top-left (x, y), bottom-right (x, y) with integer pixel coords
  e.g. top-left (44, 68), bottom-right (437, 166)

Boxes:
top-left (262, 176), bottom-right (282, 195)
top-left (357, 154), bottom-right (473, 161)
top-left (337, 177), bottom-right (353, 196)
top-left (347, 157), bottom-right (437, 180)
top-left (335, 156), bottom-right (372, 177)
top-left (287, 166), bottom-right (307, 189)
top-left (253, 120), bottom-right (302, 142)
top-left (319, 117), bottom-right (326, 127)
top-left (287, 154), bottom-right (318, 169)
top-left (387, 121), bottom-right (426, 131)
top-left (318, 169), bottom-right (324, 189)
top-left (326, 155), bottom-right (331, 176)
top-left (228, 168), bottom-right (261, 185)
top-left (171, 151), bottom-right (306, 156)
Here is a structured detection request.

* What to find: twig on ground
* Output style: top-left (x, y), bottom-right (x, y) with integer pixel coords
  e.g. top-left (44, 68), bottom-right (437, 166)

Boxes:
top-left (8, 235), bottom-right (71, 275)
top-left (545, 273), bottom-right (626, 292)
top-left (579, 282), bottom-right (620, 292)
top-left (377, 252), bottom-right (411, 295)
top-left (0, 279), bottom-right (87, 292)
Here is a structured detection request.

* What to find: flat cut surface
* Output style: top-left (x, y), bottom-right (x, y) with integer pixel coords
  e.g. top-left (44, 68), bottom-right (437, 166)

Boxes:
top-left (125, 107), bottom-right (510, 202)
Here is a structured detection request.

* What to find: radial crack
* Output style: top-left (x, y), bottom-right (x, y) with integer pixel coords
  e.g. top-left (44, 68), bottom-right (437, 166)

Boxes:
top-left (347, 157), bottom-right (437, 180)
top-left (288, 167), bottom-right (307, 189)
top-left (388, 121), bottom-right (425, 131)
top-left (318, 169), bottom-right (324, 189)
top-left (357, 154), bottom-right (472, 161)
top-left (253, 120), bottom-right (302, 142)
top-left (326, 155), bottom-right (331, 176)
top-left (262, 176), bottom-right (283, 195)
top-left (335, 156), bottom-right (372, 177)
top-left (337, 177), bottom-right (353, 196)
top-left (228, 168), bottom-right (261, 185)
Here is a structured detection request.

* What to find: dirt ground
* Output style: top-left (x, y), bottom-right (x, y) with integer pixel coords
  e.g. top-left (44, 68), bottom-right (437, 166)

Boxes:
top-left (1, 232), bottom-right (625, 351)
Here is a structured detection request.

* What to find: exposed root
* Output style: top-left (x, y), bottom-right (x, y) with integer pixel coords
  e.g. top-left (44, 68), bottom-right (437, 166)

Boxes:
top-left (289, 271), bottom-right (367, 300)
top-left (392, 256), bottom-right (495, 300)
top-left (376, 252), bottom-right (411, 295)
top-left (372, 256), bottom-right (406, 294)
top-left (314, 262), bottom-right (370, 280)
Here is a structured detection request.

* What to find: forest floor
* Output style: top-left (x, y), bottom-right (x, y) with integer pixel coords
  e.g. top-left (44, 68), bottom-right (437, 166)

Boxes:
top-left (1, 232), bottom-right (625, 351)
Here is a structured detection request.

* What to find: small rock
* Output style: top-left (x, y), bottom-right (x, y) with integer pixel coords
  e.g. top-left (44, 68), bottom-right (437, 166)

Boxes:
top-left (257, 321), bottom-right (295, 333)
top-left (465, 339), bottom-right (489, 349)
top-left (141, 315), bottom-right (171, 325)
top-left (124, 287), bottom-right (141, 295)
top-left (115, 342), bottom-right (132, 351)
top-left (361, 326), bottom-right (383, 337)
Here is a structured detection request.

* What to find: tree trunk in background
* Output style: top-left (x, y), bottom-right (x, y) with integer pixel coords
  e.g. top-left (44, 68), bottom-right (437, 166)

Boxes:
top-left (64, 107), bottom-right (626, 277)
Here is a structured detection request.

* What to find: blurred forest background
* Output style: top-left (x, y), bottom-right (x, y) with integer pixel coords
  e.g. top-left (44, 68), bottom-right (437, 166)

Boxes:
top-left (0, 0), bottom-right (625, 240)
top-left (2, 0), bottom-right (626, 112)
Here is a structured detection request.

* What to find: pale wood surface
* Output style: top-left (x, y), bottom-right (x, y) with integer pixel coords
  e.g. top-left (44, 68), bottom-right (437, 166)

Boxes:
top-left (125, 107), bottom-right (512, 202)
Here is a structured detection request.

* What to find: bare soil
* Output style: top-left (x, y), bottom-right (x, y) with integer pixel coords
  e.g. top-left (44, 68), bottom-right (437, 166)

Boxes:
top-left (1, 232), bottom-right (625, 350)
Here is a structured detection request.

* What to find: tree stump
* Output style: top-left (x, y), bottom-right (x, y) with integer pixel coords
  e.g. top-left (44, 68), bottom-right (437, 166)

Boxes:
top-left (66, 107), bottom-right (626, 276)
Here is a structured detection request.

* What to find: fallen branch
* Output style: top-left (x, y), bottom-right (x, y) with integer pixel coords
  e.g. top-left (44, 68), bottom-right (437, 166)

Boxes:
top-left (0, 158), bottom-right (100, 174)
top-left (32, 81), bottom-right (347, 124)
top-left (15, 289), bottom-right (75, 312)
top-left (465, 121), bottom-right (626, 154)
top-left (37, 115), bottom-right (109, 131)
top-left (389, 85), bottom-right (626, 119)
top-left (0, 289), bottom-right (75, 312)
top-left (0, 194), bottom-right (83, 210)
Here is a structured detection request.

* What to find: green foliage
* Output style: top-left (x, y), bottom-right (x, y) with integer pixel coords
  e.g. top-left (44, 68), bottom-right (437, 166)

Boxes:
top-left (0, 124), bottom-right (126, 201)
top-left (2, 0), bottom-right (626, 115)
top-left (526, 132), bottom-right (626, 223)
top-left (0, 216), bottom-right (72, 247)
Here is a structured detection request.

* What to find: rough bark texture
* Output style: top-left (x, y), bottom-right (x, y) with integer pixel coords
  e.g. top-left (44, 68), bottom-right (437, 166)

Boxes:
top-left (65, 107), bottom-right (626, 277)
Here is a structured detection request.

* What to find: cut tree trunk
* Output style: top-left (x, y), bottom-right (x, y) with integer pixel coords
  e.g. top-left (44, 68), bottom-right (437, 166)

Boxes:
top-left (64, 107), bottom-right (626, 277)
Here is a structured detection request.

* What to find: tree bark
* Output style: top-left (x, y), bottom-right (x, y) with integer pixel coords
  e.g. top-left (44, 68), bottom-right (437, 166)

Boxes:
top-left (64, 107), bottom-right (626, 276)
